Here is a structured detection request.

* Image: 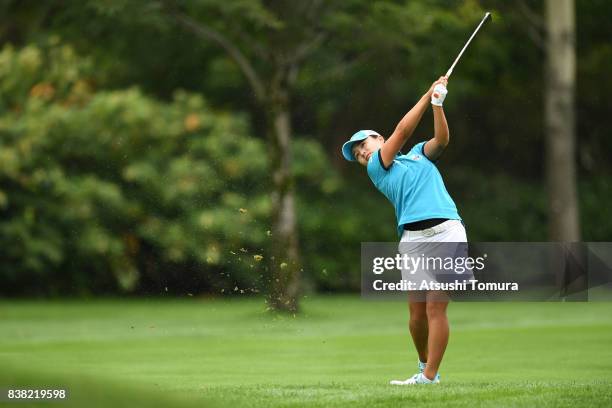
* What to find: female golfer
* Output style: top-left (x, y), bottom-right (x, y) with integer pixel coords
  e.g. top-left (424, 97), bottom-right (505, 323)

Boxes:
top-left (341, 76), bottom-right (467, 385)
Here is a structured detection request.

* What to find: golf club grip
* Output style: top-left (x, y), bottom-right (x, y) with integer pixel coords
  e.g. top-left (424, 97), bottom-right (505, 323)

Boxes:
top-left (445, 12), bottom-right (491, 78)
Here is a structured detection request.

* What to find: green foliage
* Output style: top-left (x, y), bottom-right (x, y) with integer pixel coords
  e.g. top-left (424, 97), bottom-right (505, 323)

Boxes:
top-left (579, 178), bottom-right (612, 241)
top-left (0, 41), bottom-right (275, 295)
top-left (0, 40), bottom-right (361, 296)
top-left (446, 169), bottom-right (548, 241)
top-left (294, 138), bottom-right (394, 291)
top-left (1, 0), bottom-right (612, 296)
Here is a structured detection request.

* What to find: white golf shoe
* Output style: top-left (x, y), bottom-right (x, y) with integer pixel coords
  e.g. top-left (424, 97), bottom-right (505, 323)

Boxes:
top-left (390, 372), bottom-right (440, 385)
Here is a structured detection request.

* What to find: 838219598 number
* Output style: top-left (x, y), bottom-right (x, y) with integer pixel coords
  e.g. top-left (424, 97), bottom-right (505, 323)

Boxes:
top-left (4, 388), bottom-right (68, 400)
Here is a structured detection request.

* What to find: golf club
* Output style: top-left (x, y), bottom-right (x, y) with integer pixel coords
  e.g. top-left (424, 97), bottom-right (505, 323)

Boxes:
top-left (445, 12), bottom-right (492, 78)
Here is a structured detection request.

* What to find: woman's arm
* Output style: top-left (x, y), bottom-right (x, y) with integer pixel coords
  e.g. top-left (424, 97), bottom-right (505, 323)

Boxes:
top-left (380, 77), bottom-right (447, 168)
top-left (424, 105), bottom-right (449, 161)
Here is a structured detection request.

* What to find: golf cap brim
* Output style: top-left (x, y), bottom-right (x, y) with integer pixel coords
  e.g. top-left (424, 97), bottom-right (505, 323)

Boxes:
top-left (341, 130), bottom-right (381, 161)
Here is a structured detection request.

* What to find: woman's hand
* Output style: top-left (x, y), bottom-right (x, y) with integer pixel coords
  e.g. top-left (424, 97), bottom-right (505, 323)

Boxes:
top-left (430, 76), bottom-right (449, 107)
top-left (428, 76), bottom-right (448, 94)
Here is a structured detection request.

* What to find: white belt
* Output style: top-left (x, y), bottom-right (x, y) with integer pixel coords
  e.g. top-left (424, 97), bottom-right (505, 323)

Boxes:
top-left (405, 220), bottom-right (459, 239)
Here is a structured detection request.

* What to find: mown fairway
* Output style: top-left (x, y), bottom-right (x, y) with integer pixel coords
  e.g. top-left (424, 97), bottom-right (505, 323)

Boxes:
top-left (1, 297), bottom-right (612, 407)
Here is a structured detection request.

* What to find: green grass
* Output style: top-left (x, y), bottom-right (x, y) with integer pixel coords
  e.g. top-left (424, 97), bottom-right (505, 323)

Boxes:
top-left (1, 296), bottom-right (612, 407)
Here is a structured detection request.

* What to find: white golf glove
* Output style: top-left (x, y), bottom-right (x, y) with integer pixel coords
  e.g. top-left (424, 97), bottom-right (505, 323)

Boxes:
top-left (431, 83), bottom-right (448, 106)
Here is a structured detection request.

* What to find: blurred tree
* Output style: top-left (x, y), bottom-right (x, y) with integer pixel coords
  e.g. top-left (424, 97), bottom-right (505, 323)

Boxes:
top-left (513, 0), bottom-right (581, 240)
top-left (0, 39), bottom-right (345, 297)
top-left (0, 0), bottom-right (494, 299)
top-left (0, 41), bottom-right (272, 295)
top-left (158, 0), bottom-right (336, 312)
top-left (2, 0), bottom-right (611, 298)
top-left (544, 0), bottom-right (579, 241)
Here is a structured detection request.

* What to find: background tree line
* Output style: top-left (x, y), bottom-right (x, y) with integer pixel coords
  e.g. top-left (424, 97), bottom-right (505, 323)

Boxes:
top-left (0, 0), bottom-right (610, 308)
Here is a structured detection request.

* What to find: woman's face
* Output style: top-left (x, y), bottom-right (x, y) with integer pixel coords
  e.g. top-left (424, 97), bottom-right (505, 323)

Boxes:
top-left (352, 135), bottom-right (384, 166)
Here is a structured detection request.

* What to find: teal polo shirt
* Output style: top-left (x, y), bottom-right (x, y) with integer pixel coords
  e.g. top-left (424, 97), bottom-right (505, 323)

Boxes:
top-left (367, 141), bottom-right (461, 238)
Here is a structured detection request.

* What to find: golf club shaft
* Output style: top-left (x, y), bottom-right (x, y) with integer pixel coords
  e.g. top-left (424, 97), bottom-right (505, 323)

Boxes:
top-left (445, 12), bottom-right (491, 78)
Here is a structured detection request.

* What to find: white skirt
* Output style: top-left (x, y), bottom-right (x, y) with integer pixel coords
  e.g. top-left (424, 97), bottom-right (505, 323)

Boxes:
top-left (398, 220), bottom-right (473, 286)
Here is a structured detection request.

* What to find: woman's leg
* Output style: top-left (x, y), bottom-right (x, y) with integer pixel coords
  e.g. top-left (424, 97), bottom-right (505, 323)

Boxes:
top-left (408, 292), bottom-right (428, 364)
top-left (423, 291), bottom-right (449, 380)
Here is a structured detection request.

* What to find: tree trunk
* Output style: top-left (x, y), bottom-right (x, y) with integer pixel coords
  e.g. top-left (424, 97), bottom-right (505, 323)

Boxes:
top-left (166, 10), bottom-right (304, 311)
top-left (266, 86), bottom-right (301, 313)
top-left (545, 0), bottom-right (580, 241)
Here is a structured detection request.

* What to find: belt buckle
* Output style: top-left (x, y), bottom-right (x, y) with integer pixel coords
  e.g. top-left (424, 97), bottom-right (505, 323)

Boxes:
top-left (422, 228), bottom-right (435, 237)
